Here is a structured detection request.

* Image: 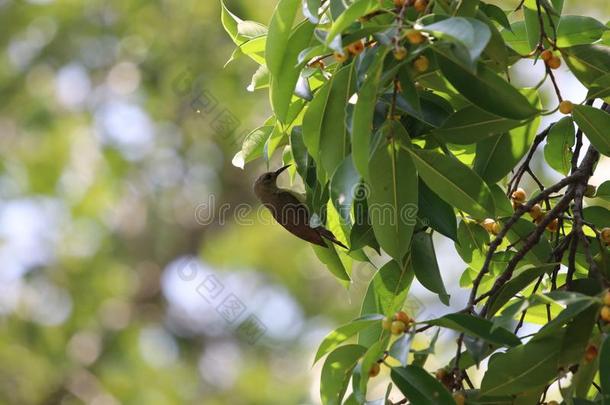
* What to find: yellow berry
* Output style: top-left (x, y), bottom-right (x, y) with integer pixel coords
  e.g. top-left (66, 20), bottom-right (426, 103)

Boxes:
top-left (601, 228), bottom-right (610, 245)
top-left (334, 51), bottom-right (348, 63)
top-left (347, 41), bottom-right (364, 56)
top-left (529, 204), bottom-right (543, 220)
top-left (390, 320), bottom-right (407, 335)
top-left (511, 188), bottom-right (527, 203)
top-left (382, 316), bottom-right (392, 331)
top-left (394, 0), bottom-right (407, 6)
top-left (603, 292), bottom-right (610, 306)
top-left (600, 306), bottom-right (610, 322)
top-left (547, 56), bottom-right (561, 69)
top-left (405, 30), bottom-right (425, 45)
top-left (434, 368), bottom-right (447, 380)
top-left (540, 50), bottom-right (553, 61)
top-left (394, 46), bottom-right (408, 60)
top-left (413, 55), bottom-right (430, 72)
top-left (559, 100), bottom-right (573, 114)
top-left (395, 311), bottom-right (411, 325)
top-left (369, 362), bottom-right (381, 377)
top-left (492, 221), bottom-right (501, 236)
top-left (481, 218), bottom-right (496, 233)
top-left (584, 184), bottom-right (596, 197)
top-left (414, 0), bottom-right (427, 12)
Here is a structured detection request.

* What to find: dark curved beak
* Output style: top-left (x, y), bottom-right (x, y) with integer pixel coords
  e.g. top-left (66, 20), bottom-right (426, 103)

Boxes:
top-left (274, 164), bottom-right (291, 177)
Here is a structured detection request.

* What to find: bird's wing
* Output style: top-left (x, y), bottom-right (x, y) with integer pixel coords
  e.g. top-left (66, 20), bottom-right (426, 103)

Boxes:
top-left (269, 190), bottom-right (326, 247)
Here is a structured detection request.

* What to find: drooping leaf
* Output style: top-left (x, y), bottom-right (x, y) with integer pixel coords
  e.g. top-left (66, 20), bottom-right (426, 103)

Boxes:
top-left (564, 44), bottom-right (610, 88)
top-left (426, 313), bottom-right (521, 347)
top-left (330, 156), bottom-right (360, 224)
top-left (303, 80), bottom-right (332, 183)
top-left (411, 232), bottom-right (450, 305)
top-left (320, 344), bottom-right (367, 405)
top-left (391, 366), bottom-right (454, 405)
top-left (572, 104), bottom-right (610, 156)
top-left (423, 17), bottom-right (492, 63)
top-left (406, 148), bottom-right (495, 219)
top-left (555, 15), bottom-right (608, 47)
top-left (314, 314), bottom-right (384, 363)
top-left (265, 0), bottom-right (300, 76)
top-left (325, 0), bottom-right (380, 46)
top-left (417, 180), bottom-right (457, 241)
top-left (436, 53), bottom-right (537, 119)
top-left (359, 260), bottom-right (414, 347)
top-left (544, 116), bottom-right (575, 175)
top-left (368, 127), bottom-right (418, 261)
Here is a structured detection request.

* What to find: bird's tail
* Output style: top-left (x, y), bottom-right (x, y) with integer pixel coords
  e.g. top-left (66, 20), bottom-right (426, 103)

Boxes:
top-left (316, 227), bottom-right (349, 250)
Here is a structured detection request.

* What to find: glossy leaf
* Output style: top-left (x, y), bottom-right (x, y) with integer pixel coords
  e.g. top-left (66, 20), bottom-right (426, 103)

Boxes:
top-left (314, 314), bottom-right (384, 363)
top-left (265, 0), bottom-right (300, 76)
top-left (572, 104), bottom-right (610, 156)
top-left (417, 180), bottom-right (457, 241)
top-left (544, 116), bottom-right (575, 175)
top-left (426, 313), bottom-right (521, 347)
top-left (411, 232), bottom-right (450, 305)
top-left (564, 44), bottom-right (610, 88)
top-left (407, 148), bottom-right (495, 219)
top-left (423, 17), bottom-right (491, 63)
top-left (368, 130), bottom-right (418, 261)
top-left (391, 366), bottom-right (454, 405)
top-left (330, 156), bottom-right (360, 224)
top-left (556, 15), bottom-right (608, 47)
top-left (325, 0), bottom-right (379, 46)
top-left (320, 344), bottom-right (367, 405)
top-left (303, 80), bottom-right (332, 182)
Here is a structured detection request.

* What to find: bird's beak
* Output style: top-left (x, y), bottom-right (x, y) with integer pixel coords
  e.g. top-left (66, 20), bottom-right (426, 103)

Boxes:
top-left (274, 164), bottom-right (291, 177)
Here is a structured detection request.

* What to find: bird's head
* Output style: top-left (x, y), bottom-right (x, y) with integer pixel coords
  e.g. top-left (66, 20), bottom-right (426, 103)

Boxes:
top-left (254, 165), bottom-right (290, 198)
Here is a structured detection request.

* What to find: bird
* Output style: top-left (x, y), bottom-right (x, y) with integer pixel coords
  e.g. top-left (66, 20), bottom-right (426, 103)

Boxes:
top-left (254, 165), bottom-right (348, 249)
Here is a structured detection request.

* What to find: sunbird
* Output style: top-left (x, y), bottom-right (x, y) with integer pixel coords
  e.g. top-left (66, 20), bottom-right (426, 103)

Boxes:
top-left (254, 165), bottom-right (348, 249)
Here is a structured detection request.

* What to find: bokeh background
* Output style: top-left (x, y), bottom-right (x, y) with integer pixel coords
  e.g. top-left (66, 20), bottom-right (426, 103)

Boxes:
top-left (0, 1), bottom-right (609, 404)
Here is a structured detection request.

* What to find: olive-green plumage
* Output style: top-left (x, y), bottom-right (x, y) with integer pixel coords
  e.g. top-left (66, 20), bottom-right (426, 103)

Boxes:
top-left (254, 165), bottom-right (348, 249)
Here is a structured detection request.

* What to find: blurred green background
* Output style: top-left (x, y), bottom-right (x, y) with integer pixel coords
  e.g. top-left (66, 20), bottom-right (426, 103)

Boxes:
top-left (0, 1), bottom-right (608, 404)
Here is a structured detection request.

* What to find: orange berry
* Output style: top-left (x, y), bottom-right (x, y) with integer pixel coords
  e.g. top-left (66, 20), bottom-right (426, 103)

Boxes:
top-left (395, 311), bottom-right (411, 325)
top-left (435, 368), bottom-right (447, 380)
top-left (547, 56), bottom-right (561, 69)
top-left (347, 41), bottom-right (365, 55)
top-left (559, 100), bottom-right (573, 114)
top-left (334, 51), bottom-right (348, 63)
top-left (394, 46), bottom-right (408, 60)
top-left (540, 50), bottom-right (553, 61)
top-left (413, 55), bottom-right (429, 72)
top-left (481, 218), bottom-right (496, 233)
top-left (601, 228), bottom-right (610, 245)
top-left (600, 306), bottom-right (610, 322)
top-left (390, 320), bottom-right (406, 335)
top-left (547, 218), bottom-right (559, 232)
top-left (584, 344), bottom-right (598, 363)
top-left (394, 0), bottom-right (407, 6)
top-left (453, 392), bottom-right (466, 405)
top-left (405, 30), bottom-right (425, 45)
top-left (414, 0), bottom-right (427, 12)
top-left (512, 200), bottom-right (523, 211)
top-left (382, 316), bottom-right (392, 331)
top-left (369, 362), bottom-right (381, 377)
top-left (492, 222), bottom-right (501, 236)
top-left (511, 188), bottom-right (527, 203)
top-left (603, 292), bottom-right (610, 306)
top-left (529, 204), bottom-right (543, 220)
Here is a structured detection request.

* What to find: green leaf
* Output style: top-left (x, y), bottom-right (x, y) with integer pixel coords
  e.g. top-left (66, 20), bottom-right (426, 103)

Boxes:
top-left (270, 21), bottom-right (315, 123)
top-left (314, 315), bottom-right (384, 363)
top-left (595, 180), bottom-right (610, 202)
top-left (303, 0), bottom-right (321, 24)
top-left (312, 244), bottom-right (351, 282)
top-left (391, 366), bottom-right (454, 405)
top-left (501, 21), bottom-right (530, 54)
top-left (558, 305), bottom-right (598, 369)
top-left (325, 0), bottom-right (380, 46)
top-left (586, 72), bottom-right (610, 100)
top-left (352, 49), bottom-right (387, 180)
top-left (481, 3), bottom-right (511, 31)
top-left (544, 116), bottom-right (575, 175)
top-left (564, 44), bottom-right (610, 88)
top-left (423, 17), bottom-right (491, 63)
top-left (411, 232), bottom-right (450, 305)
top-left (406, 148), bottom-right (495, 219)
top-left (600, 335), bottom-right (610, 397)
top-left (426, 313), bottom-right (521, 347)
top-left (417, 180), bottom-right (457, 241)
top-left (487, 264), bottom-right (556, 316)
top-left (320, 64), bottom-right (356, 177)
top-left (320, 344), bottom-right (367, 405)
top-left (330, 156), bottom-right (360, 224)
top-left (434, 105), bottom-right (526, 144)
top-left (265, 0), bottom-right (300, 76)
top-left (303, 80), bottom-right (332, 183)
top-left (474, 89), bottom-right (541, 183)
top-left (359, 260), bottom-right (414, 347)
top-left (455, 219), bottom-right (489, 268)
top-left (502, 218), bottom-right (552, 265)
top-left (436, 53), bottom-right (537, 119)
top-left (582, 206), bottom-right (610, 228)
top-left (247, 64), bottom-right (270, 91)
top-left (389, 333), bottom-right (413, 366)
top-left (481, 332), bottom-right (564, 396)
top-left (556, 15), bottom-right (608, 47)
top-left (572, 104), bottom-right (610, 156)
top-left (357, 340), bottom-right (387, 399)
top-left (369, 128), bottom-right (418, 262)
top-left (235, 125), bottom-right (274, 168)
